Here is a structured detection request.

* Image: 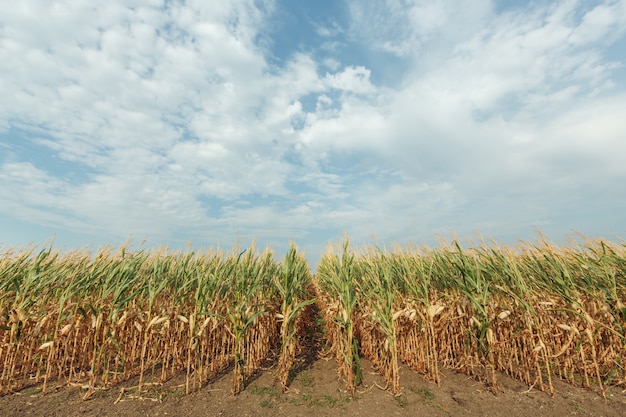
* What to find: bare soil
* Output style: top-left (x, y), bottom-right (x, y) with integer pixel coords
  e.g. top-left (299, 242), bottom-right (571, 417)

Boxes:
top-left (1, 355), bottom-right (625, 417)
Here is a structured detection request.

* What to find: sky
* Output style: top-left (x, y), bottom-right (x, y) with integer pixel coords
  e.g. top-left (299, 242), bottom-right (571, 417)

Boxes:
top-left (1, 0), bottom-right (625, 264)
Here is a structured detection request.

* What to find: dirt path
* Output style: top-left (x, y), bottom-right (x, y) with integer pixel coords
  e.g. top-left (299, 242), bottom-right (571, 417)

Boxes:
top-left (1, 356), bottom-right (624, 417)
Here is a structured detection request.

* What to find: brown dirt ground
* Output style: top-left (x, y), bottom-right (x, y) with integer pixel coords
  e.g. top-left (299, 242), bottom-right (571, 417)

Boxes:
top-left (1, 355), bottom-right (625, 417)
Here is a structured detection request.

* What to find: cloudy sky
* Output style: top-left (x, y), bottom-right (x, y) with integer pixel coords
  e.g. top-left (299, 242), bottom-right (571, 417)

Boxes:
top-left (1, 0), bottom-right (625, 263)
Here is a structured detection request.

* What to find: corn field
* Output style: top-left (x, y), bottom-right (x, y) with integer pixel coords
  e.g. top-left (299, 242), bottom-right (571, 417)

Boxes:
top-left (1, 235), bottom-right (625, 399)
top-left (0, 242), bottom-right (314, 397)
top-left (316, 236), bottom-right (626, 397)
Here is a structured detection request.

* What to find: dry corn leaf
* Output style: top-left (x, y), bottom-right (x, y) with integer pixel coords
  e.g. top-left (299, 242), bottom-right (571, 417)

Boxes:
top-left (60, 323), bottom-right (72, 336)
top-left (392, 309), bottom-right (405, 321)
top-left (117, 311), bottom-right (128, 326)
top-left (197, 317), bottom-right (212, 336)
top-left (428, 305), bottom-right (445, 318)
top-left (497, 310), bottom-right (511, 320)
top-left (148, 316), bottom-right (168, 329)
top-left (39, 341), bottom-right (54, 350)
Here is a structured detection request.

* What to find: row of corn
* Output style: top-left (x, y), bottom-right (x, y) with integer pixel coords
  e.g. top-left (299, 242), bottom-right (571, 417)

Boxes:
top-left (1, 235), bottom-right (625, 398)
top-left (316, 236), bottom-right (626, 397)
top-left (0, 243), bottom-right (313, 397)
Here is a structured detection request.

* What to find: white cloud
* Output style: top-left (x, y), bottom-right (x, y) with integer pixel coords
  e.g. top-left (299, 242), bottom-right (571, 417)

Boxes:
top-left (348, 0), bottom-right (492, 57)
top-left (323, 66), bottom-right (375, 94)
top-left (0, 0), bottom-right (625, 261)
top-left (314, 20), bottom-right (343, 38)
top-left (568, 0), bottom-right (626, 45)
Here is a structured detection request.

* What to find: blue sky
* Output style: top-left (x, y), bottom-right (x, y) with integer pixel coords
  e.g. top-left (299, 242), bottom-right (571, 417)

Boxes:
top-left (1, 0), bottom-right (625, 263)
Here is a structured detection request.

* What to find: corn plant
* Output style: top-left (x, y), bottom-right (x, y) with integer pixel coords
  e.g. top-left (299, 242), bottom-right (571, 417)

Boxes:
top-left (275, 243), bottom-right (315, 391)
top-left (315, 238), bottom-right (361, 396)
